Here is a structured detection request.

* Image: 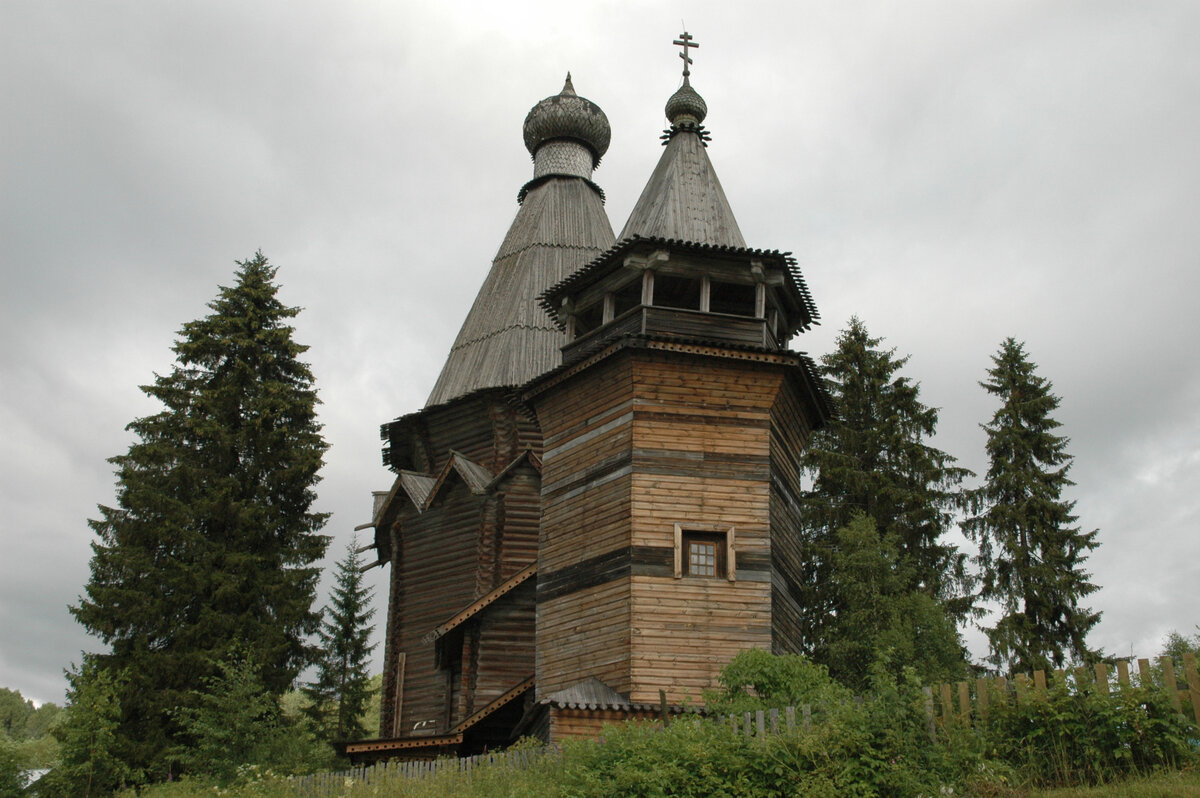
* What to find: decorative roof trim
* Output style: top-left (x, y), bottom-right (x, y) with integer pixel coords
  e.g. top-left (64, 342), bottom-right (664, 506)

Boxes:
top-left (522, 332), bottom-right (812, 402)
top-left (518, 174), bottom-right (606, 205)
top-left (423, 563), bottom-right (537, 644)
top-left (660, 123), bottom-right (711, 146)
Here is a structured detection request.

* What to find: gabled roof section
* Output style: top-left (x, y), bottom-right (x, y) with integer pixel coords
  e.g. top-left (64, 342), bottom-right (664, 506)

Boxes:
top-left (425, 176), bottom-right (616, 407)
top-left (487, 449), bottom-right (543, 490)
top-left (618, 126), bottom-right (745, 247)
top-left (399, 470), bottom-right (437, 510)
top-left (423, 450), bottom-right (493, 509)
top-left (354, 469), bottom-right (436, 568)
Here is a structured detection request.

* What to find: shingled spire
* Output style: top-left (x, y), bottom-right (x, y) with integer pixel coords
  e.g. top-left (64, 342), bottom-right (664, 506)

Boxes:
top-left (425, 76), bottom-right (616, 407)
top-left (618, 34), bottom-right (745, 247)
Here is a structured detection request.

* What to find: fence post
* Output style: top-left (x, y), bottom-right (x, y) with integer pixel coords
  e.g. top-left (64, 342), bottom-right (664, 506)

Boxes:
top-left (769, 707), bottom-right (779, 734)
top-left (1014, 673), bottom-right (1029, 704)
top-left (1138, 657), bottom-right (1152, 687)
top-left (785, 705), bottom-right (796, 731)
top-left (1116, 659), bottom-right (1130, 689)
top-left (1094, 663), bottom-right (1110, 695)
top-left (957, 681), bottom-right (971, 726)
top-left (940, 683), bottom-right (954, 727)
top-left (1161, 657), bottom-right (1182, 712)
top-left (1182, 653), bottom-right (1200, 723)
top-left (802, 703), bottom-right (812, 730)
top-left (1033, 670), bottom-right (1047, 700)
top-left (660, 689), bottom-right (670, 728)
top-left (976, 677), bottom-right (989, 725)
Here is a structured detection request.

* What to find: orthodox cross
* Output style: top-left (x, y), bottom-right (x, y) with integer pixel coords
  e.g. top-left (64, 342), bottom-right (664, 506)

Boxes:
top-left (673, 31), bottom-right (699, 78)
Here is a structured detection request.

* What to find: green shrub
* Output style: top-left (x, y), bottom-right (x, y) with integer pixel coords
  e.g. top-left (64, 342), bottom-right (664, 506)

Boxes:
top-left (702, 648), bottom-right (852, 714)
top-left (983, 675), bottom-right (1198, 787)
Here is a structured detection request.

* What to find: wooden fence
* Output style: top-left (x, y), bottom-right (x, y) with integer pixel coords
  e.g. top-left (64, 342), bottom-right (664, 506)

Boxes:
top-left (290, 746), bottom-right (556, 797)
top-left (291, 654), bottom-right (1200, 796)
top-left (926, 654), bottom-right (1200, 739)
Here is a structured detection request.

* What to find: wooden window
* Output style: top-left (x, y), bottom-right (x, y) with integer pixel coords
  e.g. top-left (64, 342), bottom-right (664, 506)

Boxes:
top-left (673, 523), bottom-right (736, 581)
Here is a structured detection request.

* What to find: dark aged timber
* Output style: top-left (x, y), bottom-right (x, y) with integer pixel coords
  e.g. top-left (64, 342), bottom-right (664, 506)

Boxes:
top-left (348, 33), bottom-right (831, 762)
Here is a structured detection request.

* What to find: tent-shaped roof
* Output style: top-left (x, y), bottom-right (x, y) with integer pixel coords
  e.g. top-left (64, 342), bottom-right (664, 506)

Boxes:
top-left (426, 79), bottom-right (616, 407)
top-left (618, 128), bottom-right (745, 248)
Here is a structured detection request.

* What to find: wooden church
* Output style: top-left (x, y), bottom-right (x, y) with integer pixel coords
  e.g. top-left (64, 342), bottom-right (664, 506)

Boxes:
top-left (346, 35), bottom-right (831, 762)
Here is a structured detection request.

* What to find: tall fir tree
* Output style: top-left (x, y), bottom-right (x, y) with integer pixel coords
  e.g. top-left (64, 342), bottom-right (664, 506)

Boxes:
top-left (800, 318), bottom-right (972, 673)
top-left (304, 536), bottom-right (377, 743)
top-left (72, 253), bottom-right (329, 778)
top-left (963, 338), bottom-right (1100, 673)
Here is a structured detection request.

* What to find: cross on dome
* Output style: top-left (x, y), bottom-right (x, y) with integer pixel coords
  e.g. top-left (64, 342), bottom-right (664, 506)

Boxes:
top-left (673, 31), bottom-right (699, 79)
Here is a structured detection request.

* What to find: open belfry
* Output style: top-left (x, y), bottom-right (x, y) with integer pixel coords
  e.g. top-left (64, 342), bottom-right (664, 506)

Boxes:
top-left (348, 34), bottom-right (831, 761)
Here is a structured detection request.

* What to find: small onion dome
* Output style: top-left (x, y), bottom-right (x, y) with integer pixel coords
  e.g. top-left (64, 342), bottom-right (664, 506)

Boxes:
top-left (665, 77), bottom-right (707, 126)
top-left (523, 73), bottom-right (611, 166)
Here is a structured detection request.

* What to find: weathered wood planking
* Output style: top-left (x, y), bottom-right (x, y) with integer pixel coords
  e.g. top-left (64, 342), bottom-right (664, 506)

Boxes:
top-left (533, 345), bottom-right (811, 712)
top-left (379, 392), bottom-right (546, 746)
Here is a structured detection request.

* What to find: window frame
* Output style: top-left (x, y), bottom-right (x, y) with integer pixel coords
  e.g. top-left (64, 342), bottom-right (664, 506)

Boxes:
top-left (673, 523), bottom-right (736, 581)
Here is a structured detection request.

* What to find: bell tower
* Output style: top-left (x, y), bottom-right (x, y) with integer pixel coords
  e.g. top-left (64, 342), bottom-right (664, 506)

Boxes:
top-left (525, 34), bottom-right (831, 720)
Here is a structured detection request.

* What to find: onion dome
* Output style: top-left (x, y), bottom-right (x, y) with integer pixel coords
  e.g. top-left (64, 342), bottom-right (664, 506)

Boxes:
top-left (523, 73), bottom-right (611, 167)
top-left (665, 77), bottom-right (707, 126)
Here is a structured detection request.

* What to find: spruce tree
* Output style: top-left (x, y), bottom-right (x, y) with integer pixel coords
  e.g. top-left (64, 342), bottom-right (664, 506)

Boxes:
top-left (823, 514), bottom-right (966, 691)
top-left (800, 318), bottom-right (971, 671)
top-left (964, 338), bottom-right (1100, 672)
top-left (304, 536), bottom-right (377, 742)
top-left (72, 253), bottom-right (329, 777)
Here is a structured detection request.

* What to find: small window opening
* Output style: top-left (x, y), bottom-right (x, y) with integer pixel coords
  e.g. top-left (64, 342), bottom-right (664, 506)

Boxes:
top-left (709, 281), bottom-right (758, 317)
top-left (653, 273), bottom-right (702, 310)
top-left (612, 277), bottom-right (644, 318)
top-left (573, 301), bottom-right (604, 336)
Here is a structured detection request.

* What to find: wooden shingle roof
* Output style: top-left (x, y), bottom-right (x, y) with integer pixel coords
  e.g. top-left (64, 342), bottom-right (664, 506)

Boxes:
top-left (425, 177), bottom-right (615, 406)
top-left (617, 126), bottom-right (745, 247)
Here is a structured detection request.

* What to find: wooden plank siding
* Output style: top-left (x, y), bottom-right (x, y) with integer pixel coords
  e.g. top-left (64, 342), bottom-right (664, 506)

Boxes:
top-left (533, 346), bottom-right (806, 710)
top-left (768, 378), bottom-right (816, 653)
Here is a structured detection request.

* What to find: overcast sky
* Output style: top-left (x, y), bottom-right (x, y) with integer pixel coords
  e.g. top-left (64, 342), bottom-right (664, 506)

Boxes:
top-left (3, 1), bottom-right (1198, 706)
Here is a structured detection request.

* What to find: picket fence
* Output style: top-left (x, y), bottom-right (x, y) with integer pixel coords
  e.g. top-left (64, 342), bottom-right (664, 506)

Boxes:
top-left (291, 653), bottom-right (1200, 796)
top-left (290, 746), bottom-right (555, 797)
top-left (926, 653), bottom-right (1200, 740)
